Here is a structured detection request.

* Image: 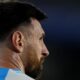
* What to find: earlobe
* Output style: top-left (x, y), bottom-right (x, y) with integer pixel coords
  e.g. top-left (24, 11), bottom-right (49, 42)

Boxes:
top-left (11, 31), bottom-right (24, 53)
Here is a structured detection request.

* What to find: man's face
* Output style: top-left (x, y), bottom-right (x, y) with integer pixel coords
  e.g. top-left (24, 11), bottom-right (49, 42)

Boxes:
top-left (21, 18), bottom-right (49, 78)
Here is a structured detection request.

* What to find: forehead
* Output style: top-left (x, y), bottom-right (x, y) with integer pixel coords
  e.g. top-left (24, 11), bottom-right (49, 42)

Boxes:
top-left (30, 18), bottom-right (45, 35)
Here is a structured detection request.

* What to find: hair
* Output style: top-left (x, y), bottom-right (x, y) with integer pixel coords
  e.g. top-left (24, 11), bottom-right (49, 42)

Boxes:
top-left (0, 18), bottom-right (31, 42)
top-left (0, 2), bottom-right (47, 42)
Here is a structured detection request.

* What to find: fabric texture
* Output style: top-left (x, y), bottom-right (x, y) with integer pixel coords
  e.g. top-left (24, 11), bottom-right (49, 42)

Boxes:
top-left (0, 68), bottom-right (35, 80)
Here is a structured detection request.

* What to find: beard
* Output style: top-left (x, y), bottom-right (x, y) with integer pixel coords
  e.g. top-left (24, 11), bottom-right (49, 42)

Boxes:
top-left (25, 57), bottom-right (45, 79)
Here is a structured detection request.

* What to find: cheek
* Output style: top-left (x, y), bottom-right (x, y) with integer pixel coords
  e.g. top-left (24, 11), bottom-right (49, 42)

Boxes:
top-left (27, 40), bottom-right (42, 62)
top-left (34, 40), bottom-right (42, 60)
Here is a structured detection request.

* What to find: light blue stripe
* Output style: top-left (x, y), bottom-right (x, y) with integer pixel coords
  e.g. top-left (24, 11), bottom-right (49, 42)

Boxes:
top-left (0, 68), bottom-right (9, 80)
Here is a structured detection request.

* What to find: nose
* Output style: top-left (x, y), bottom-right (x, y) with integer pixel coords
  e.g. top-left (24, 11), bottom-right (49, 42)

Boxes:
top-left (42, 43), bottom-right (49, 57)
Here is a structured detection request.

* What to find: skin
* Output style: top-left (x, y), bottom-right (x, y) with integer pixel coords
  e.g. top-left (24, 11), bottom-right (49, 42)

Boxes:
top-left (0, 17), bottom-right (49, 79)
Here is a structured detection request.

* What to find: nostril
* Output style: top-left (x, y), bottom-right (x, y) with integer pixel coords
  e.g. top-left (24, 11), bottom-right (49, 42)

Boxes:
top-left (42, 52), bottom-right (49, 57)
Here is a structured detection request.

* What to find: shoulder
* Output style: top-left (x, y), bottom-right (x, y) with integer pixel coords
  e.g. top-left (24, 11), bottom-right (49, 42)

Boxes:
top-left (0, 68), bottom-right (9, 80)
top-left (0, 68), bottom-right (35, 80)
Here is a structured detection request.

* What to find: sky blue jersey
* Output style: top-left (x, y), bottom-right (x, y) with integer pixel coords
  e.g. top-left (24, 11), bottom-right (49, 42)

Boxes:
top-left (0, 68), bottom-right (35, 80)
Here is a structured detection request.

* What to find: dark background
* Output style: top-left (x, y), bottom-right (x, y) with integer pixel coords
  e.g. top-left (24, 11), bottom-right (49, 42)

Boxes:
top-left (3, 0), bottom-right (80, 80)
top-left (20, 0), bottom-right (80, 80)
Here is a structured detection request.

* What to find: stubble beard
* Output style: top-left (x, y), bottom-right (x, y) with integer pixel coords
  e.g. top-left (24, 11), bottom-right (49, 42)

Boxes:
top-left (25, 58), bottom-right (45, 79)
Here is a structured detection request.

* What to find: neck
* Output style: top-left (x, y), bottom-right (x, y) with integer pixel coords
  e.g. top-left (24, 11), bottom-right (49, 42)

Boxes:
top-left (0, 46), bottom-right (25, 73)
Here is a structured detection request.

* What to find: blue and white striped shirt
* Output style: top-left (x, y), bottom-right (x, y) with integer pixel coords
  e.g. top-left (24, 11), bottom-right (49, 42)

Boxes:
top-left (0, 68), bottom-right (35, 80)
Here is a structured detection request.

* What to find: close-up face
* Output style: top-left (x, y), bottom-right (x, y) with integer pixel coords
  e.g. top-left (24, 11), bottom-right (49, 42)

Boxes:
top-left (20, 18), bottom-right (49, 78)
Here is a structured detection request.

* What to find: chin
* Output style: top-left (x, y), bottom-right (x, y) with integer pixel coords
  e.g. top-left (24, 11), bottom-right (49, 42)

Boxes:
top-left (25, 64), bottom-right (43, 79)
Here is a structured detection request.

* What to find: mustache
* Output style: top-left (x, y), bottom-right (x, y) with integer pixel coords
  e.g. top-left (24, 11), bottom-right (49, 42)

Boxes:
top-left (40, 57), bottom-right (46, 64)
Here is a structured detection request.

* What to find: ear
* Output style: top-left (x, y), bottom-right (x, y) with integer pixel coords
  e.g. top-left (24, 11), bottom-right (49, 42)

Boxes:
top-left (11, 31), bottom-right (24, 53)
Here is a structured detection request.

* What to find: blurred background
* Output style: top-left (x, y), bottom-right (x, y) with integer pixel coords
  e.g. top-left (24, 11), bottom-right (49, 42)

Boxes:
top-left (24, 0), bottom-right (80, 80)
top-left (1, 0), bottom-right (80, 80)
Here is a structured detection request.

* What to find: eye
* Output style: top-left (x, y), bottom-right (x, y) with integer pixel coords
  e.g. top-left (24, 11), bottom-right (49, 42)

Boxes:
top-left (39, 33), bottom-right (45, 40)
top-left (39, 36), bottom-right (43, 40)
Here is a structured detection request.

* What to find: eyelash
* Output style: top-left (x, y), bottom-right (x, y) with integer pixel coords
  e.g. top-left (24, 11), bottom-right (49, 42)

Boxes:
top-left (39, 37), bottom-right (43, 40)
